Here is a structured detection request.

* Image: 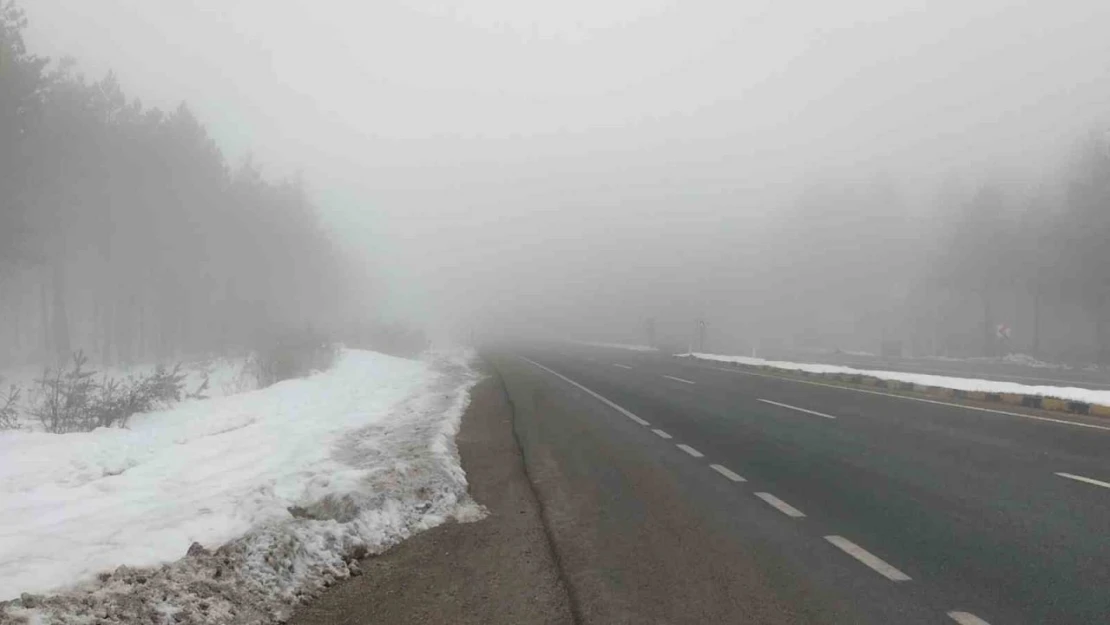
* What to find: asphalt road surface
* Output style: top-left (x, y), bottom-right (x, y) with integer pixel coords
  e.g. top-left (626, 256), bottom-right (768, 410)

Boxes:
top-left (489, 345), bottom-right (1110, 624)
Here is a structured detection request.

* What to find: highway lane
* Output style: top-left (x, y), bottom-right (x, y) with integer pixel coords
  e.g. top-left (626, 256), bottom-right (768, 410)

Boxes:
top-left (493, 345), bottom-right (1110, 624)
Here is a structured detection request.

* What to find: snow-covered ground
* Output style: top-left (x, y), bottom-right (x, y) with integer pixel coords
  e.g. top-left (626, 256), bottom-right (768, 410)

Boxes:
top-left (920, 352), bottom-right (1068, 370)
top-left (681, 352), bottom-right (1110, 407)
top-left (0, 348), bottom-right (481, 624)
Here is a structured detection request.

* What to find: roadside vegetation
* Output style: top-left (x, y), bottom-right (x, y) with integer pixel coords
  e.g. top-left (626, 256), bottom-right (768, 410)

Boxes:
top-left (0, 1), bottom-right (357, 373)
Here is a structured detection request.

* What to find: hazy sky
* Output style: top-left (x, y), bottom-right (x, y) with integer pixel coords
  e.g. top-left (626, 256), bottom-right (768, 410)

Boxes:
top-left (23, 0), bottom-right (1110, 340)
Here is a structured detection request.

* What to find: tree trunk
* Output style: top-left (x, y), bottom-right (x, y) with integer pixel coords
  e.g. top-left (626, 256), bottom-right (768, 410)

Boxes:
top-left (9, 273), bottom-right (20, 357)
top-left (39, 269), bottom-right (51, 361)
top-left (0, 271), bottom-right (6, 363)
top-left (1031, 286), bottom-right (1041, 358)
top-left (102, 298), bottom-right (115, 365)
top-left (116, 293), bottom-right (133, 365)
top-left (1098, 292), bottom-right (1109, 365)
top-left (981, 289), bottom-right (994, 357)
top-left (51, 260), bottom-right (71, 363)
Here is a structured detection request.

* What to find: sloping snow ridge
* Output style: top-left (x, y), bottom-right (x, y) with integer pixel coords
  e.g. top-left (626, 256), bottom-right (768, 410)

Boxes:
top-left (681, 352), bottom-right (1110, 407)
top-left (0, 348), bottom-right (482, 624)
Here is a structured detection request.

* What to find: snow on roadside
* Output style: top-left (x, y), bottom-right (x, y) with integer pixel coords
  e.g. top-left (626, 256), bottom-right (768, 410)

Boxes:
top-left (0, 348), bottom-right (482, 624)
top-left (681, 352), bottom-right (1110, 407)
top-left (921, 352), bottom-right (1067, 370)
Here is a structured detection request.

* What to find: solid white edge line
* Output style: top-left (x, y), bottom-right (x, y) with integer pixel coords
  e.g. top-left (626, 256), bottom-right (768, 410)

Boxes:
top-left (662, 374), bottom-right (696, 385)
top-left (613, 363), bottom-right (633, 369)
top-left (704, 364), bottom-right (1110, 432)
top-left (947, 611), bottom-right (992, 625)
top-left (710, 464), bottom-right (746, 482)
top-left (676, 444), bottom-right (704, 458)
top-left (754, 492), bottom-right (805, 517)
top-left (824, 535), bottom-right (911, 581)
top-left (520, 357), bottom-right (650, 427)
top-left (652, 428), bottom-right (673, 439)
top-left (758, 398), bottom-right (837, 420)
top-left (1056, 472), bottom-right (1110, 489)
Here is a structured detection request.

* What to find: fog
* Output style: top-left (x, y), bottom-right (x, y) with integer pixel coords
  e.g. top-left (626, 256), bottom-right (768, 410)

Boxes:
top-left (8, 0), bottom-right (1110, 362)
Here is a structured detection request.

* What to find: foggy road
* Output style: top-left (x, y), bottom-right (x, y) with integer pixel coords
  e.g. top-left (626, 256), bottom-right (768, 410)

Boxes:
top-left (491, 345), bottom-right (1110, 625)
top-left (9, 0), bottom-right (1110, 620)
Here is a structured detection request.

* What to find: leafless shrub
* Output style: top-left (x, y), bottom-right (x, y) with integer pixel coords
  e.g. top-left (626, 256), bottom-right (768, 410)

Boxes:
top-left (187, 375), bottom-right (210, 400)
top-left (0, 381), bottom-right (20, 430)
top-left (94, 364), bottom-right (187, 429)
top-left (30, 352), bottom-right (188, 433)
top-left (32, 352), bottom-right (98, 434)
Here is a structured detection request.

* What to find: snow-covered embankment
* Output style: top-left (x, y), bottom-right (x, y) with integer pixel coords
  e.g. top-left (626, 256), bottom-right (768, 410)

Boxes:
top-left (0, 348), bottom-right (482, 624)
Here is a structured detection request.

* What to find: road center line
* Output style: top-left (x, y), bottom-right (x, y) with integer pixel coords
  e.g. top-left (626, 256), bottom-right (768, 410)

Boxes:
top-left (1056, 472), bottom-right (1110, 489)
top-left (824, 535), bottom-right (912, 582)
top-left (706, 365), bottom-right (1110, 432)
top-left (652, 428), bottom-right (673, 439)
top-left (676, 444), bottom-right (704, 458)
top-left (758, 398), bottom-right (837, 420)
top-left (710, 464), bottom-right (746, 482)
top-left (947, 611), bottom-right (992, 625)
top-left (521, 357), bottom-right (650, 426)
top-left (613, 363), bottom-right (633, 369)
top-left (754, 492), bottom-right (805, 517)
top-left (662, 374), bottom-right (696, 385)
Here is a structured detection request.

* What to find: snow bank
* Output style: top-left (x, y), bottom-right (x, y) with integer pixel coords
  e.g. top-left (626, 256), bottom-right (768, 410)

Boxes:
top-left (922, 352), bottom-right (1067, 370)
top-left (681, 352), bottom-right (1110, 407)
top-left (0, 348), bottom-right (481, 623)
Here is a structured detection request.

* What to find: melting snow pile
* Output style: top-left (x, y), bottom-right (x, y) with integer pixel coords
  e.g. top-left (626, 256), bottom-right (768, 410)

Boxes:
top-left (681, 352), bottom-right (1110, 406)
top-left (0, 348), bottom-right (481, 624)
top-left (923, 352), bottom-right (1067, 370)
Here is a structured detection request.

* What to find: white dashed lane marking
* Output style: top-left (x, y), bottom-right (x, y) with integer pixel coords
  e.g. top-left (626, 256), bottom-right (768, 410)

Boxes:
top-left (710, 464), bottom-right (745, 482)
top-left (758, 398), bottom-right (837, 420)
top-left (825, 535), bottom-right (911, 582)
top-left (707, 364), bottom-right (1110, 432)
top-left (521, 357), bottom-right (650, 427)
top-left (527, 356), bottom-right (997, 612)
top-left (947, 611), bottom-right (992, 625)
top-left (755, 492), bottom-right (805, 517)
top-left (676, 444), bottom-right (704, 458)
top-left (1056, 472), bottom-right (1110, 490)
top-left (662, 375), bottom-right (696, 385)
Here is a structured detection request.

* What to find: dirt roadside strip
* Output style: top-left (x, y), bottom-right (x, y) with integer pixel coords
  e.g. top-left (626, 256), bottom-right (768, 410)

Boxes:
top-left (289, 369), bottom-right (575, 625)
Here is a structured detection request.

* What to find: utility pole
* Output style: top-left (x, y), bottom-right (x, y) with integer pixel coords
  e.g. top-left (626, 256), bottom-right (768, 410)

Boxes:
top-left (645, 317), bottom-right (656, 348)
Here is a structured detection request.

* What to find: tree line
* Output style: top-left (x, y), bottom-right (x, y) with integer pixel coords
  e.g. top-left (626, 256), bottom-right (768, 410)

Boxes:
top-left (1, 1), bottom-right (353, 367)
top-left (920, 133), bottom-right (1110, 363)
top-left (742, 131), bottom-right (1110, 364)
